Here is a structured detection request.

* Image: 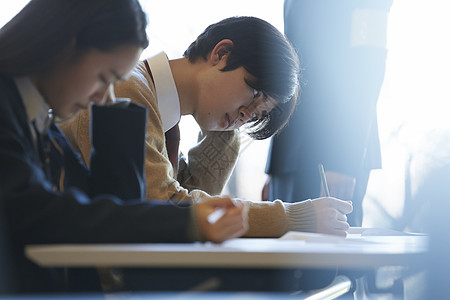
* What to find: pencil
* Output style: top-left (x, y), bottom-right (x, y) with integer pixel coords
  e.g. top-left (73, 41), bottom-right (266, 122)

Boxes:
top-left (207, 208), bottom-right (225, 224)
top-left (318, 163), bottom-right (330, 197)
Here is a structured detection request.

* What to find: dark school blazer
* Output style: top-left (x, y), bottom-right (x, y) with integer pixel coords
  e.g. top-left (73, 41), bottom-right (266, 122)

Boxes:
top-left (0, 75), bottom-right (192, 293)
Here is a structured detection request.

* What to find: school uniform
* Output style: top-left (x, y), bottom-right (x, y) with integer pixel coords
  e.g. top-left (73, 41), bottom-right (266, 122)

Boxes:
top-left (0, 75), bottom-right (196, 293)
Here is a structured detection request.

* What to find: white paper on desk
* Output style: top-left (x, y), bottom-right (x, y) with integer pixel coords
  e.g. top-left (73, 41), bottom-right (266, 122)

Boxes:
top-left (347, 227), bottom-right (421, 236)
top-left (279, 231), bottom-right (367, 244)
top-left (222, 238), bottom-right (307, 252)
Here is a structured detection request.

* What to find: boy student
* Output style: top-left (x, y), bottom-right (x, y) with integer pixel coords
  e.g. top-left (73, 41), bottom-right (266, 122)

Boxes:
top-left (61, 16), bottom-right (353, 237)
top-left (0, 0), bottom-right (247, 293)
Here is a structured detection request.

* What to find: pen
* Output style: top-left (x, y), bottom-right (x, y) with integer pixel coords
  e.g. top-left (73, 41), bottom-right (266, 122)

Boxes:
top-left (207, 208), bottom-right (226, 224)
top-left (318, 163), bottom-right (330, 197)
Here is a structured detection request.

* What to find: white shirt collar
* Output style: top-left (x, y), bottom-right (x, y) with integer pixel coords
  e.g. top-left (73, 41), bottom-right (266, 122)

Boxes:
top-left (146, 52), bottom-right (180, 132)
top-left (13, 76), bottom-right (52, 134)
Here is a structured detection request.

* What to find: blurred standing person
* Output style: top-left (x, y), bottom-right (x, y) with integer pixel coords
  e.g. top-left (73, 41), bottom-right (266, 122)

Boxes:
top-left (263, 0), bottom-right (392, 226)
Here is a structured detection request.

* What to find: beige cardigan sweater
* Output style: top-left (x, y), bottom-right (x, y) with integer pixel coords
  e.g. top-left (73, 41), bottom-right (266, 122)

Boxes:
top-left (60, 61), bottom-right (317, 237)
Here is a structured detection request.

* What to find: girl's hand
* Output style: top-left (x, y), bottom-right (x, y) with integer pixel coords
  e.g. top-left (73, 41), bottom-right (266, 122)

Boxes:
top-left (196, 196), bottom-right (248, 243)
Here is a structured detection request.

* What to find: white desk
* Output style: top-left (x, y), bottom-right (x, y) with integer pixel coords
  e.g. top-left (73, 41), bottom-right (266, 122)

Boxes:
top-left (25, 229), bottom-right (428, 270)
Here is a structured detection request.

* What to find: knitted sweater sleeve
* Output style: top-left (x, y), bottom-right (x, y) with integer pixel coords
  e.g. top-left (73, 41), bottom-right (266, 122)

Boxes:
top-left (177, 129), bottom-right (240, 196)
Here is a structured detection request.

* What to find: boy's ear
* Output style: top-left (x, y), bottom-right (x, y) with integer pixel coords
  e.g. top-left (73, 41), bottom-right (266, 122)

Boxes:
top-left (210, 39), bottom-right (233, 66)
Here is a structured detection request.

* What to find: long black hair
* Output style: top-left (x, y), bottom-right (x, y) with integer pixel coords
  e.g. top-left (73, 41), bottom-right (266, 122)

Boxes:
top-left (184, 16), bottom-right (300, 139)
top-left (0, 0), bottom-right (149, 76)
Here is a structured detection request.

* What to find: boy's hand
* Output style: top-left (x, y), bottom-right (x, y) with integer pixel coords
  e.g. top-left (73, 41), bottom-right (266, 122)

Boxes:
top-left (311, 197), bottom-right (353, 236)
top-left (196, 196), bottom-right (248, 243)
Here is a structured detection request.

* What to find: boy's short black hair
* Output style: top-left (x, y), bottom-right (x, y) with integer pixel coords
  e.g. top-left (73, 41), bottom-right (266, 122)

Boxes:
top-left (184, 16), bottom-right (300, 139)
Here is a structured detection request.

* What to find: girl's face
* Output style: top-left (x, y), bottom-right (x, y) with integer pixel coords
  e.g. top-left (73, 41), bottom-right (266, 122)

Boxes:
top-left (194, 57), bottom-right (276, 132)
top-left (34, 45), bottom-right (142, 119)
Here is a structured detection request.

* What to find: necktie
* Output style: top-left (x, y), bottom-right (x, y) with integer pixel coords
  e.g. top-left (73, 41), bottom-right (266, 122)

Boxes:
top-left (32, 122), bottom-right (65, 191)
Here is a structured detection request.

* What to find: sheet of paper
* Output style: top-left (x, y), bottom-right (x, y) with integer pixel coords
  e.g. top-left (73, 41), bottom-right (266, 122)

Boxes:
top-left (347, 227), bottom-right (423, 236)
top-left (279, 231), bottom-right (368, 244)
